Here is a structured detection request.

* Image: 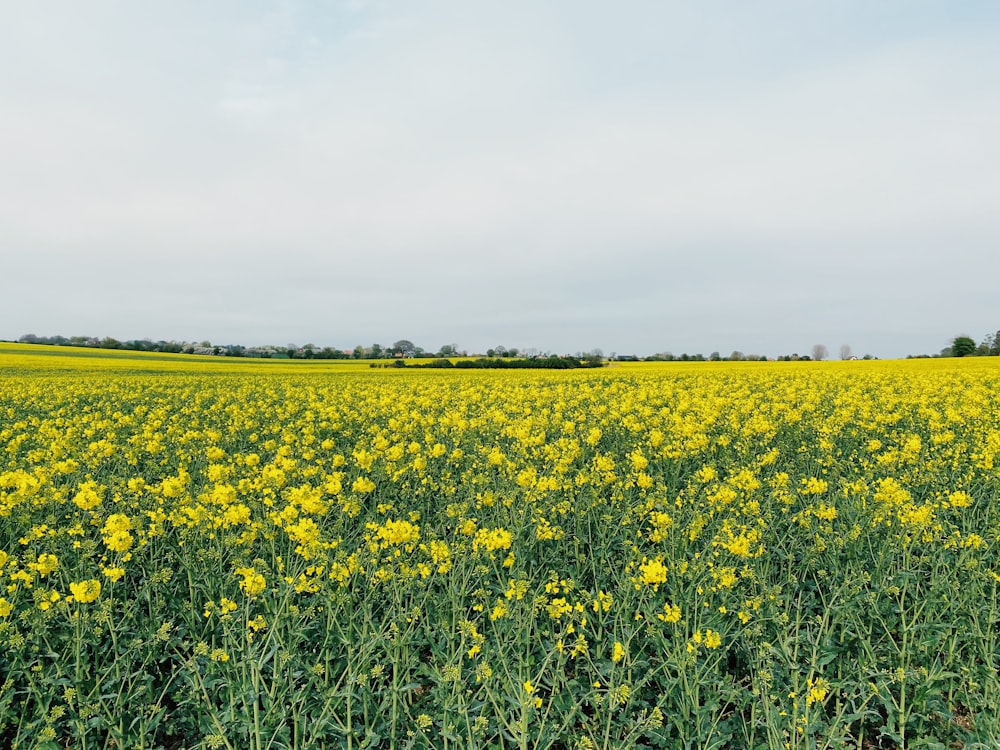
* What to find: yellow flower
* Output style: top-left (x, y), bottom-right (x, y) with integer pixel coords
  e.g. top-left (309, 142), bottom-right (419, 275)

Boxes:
top-left (351, 476), bottom-right (376, 494)
top-left (638, 558), bottom-right (668, 588)
top-left (426, 539), bottom-right (452, 573)
top-left (694, 465), bottom-right (718, 482)
top-left (104, 532), bottom-right (134, 553)
top-left (813, 503), bottom-right (837, 521)
top-left (490, 600), bottom-right (507, 621)
top-left (102, 513), bottom-right (135, 553)
top-left (799, 477), bottom-right (828, 495)
top-left (72, 483), bottom-right (102, 511)
top-left (235, 567), bottom-right (266, 596)
top-left (473, 527), bottom-right (513, 554)
top-left (504, 578), bottom-right (530, 601)
top-left (806, 677), bottom-right (830, 706)
top-left (247, 615), bottom-right (267, 632)
top-left (657, 603), bottom-right (681, 624)
top-left (948, 490), bottom-right (972, 508)
top-left (611, 641), bottom-right (625, 663)
top-left (375, 519), bottom-right (421, 546)
top-left (102, 566), bottom-right (126, 582)
top-left (38, 590), bottom-right (60, 611)
top-left (29, 553), bottom-right (59, 577)
top-left (646, 511), bottom-right (672, 542)
top-left (69, 579), bottom-right (102, 603)
top-left (591, 590), bottom-right (613, 612)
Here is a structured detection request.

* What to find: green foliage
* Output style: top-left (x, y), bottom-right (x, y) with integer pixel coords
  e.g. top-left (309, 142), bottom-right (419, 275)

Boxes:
top-left (951, 336), bottom-right (976, 357)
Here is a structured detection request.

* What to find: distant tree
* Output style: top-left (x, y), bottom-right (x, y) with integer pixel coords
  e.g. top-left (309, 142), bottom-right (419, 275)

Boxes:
top-left (370, 343), bottom-right (384, 359)
top-left (951, 335), bottom-right (976, 357)
top-left (709, 351), bottom-right (721, 361)
top-left (353, 345), bottom-right (365, 359)
top-left (437, 344), bottom-right (458, 357)
top-left (494, 346), bottom-right (507, 357)
top-left (486, 349), bottom-right (496, 357)
top-left (988, 330), bottom-right (1000, 356)
top-left (393, 340), bottom-right (416, 357)
top-left (812, 344), bottom-right (828, 361)
top-left (839, 344), bottom-right (852, 360)
top-left (729, 351), bottom-right (744, 362)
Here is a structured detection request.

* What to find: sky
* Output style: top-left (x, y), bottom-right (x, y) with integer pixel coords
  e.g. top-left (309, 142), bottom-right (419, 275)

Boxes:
top-left (2, 1), bottom-right (999, 359)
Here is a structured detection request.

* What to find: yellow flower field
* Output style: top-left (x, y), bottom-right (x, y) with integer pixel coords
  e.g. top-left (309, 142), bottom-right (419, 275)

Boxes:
top-left (2, 344), bottom-right (999, 749)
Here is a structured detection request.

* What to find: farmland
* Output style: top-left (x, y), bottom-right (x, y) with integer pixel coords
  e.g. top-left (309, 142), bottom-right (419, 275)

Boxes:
top-left (2, 344), bottom-right (1000, 749)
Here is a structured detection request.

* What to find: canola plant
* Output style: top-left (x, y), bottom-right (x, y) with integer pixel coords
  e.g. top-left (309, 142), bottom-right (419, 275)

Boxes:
top-left (1, 346), bottom-right (1000, 749)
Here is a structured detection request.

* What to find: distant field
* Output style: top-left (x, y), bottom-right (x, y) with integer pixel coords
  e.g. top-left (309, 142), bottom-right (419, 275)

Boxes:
top-left (0, 342), bottom-right (378, 374)
top-left (2, 347), bottom-right (1000, 748)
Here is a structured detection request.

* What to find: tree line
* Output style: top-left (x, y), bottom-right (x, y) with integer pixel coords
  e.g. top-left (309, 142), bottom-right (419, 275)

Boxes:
top-left (375, 354), bottom-right (605, 370)
top-left (11, 334), bottom-right (873, 362)
top-left (945, 331), bottom-right (1000, 358)
top-left (12, 335), bottom-right (593, 361)
top-left (22, 331), bottom-right (998, 361)
top-left (907, 331), bottom-right (1000, 358)
top-left (12, 335), bottom-right (458, 360)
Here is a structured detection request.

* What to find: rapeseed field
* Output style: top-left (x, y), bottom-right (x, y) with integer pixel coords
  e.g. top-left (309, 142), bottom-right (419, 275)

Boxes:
top-left (2, 345), bottom-right (1000, 749)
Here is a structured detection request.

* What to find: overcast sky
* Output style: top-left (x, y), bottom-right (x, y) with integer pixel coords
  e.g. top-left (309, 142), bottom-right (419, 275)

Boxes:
top-left (2, 1), bottom-right (999, 358)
